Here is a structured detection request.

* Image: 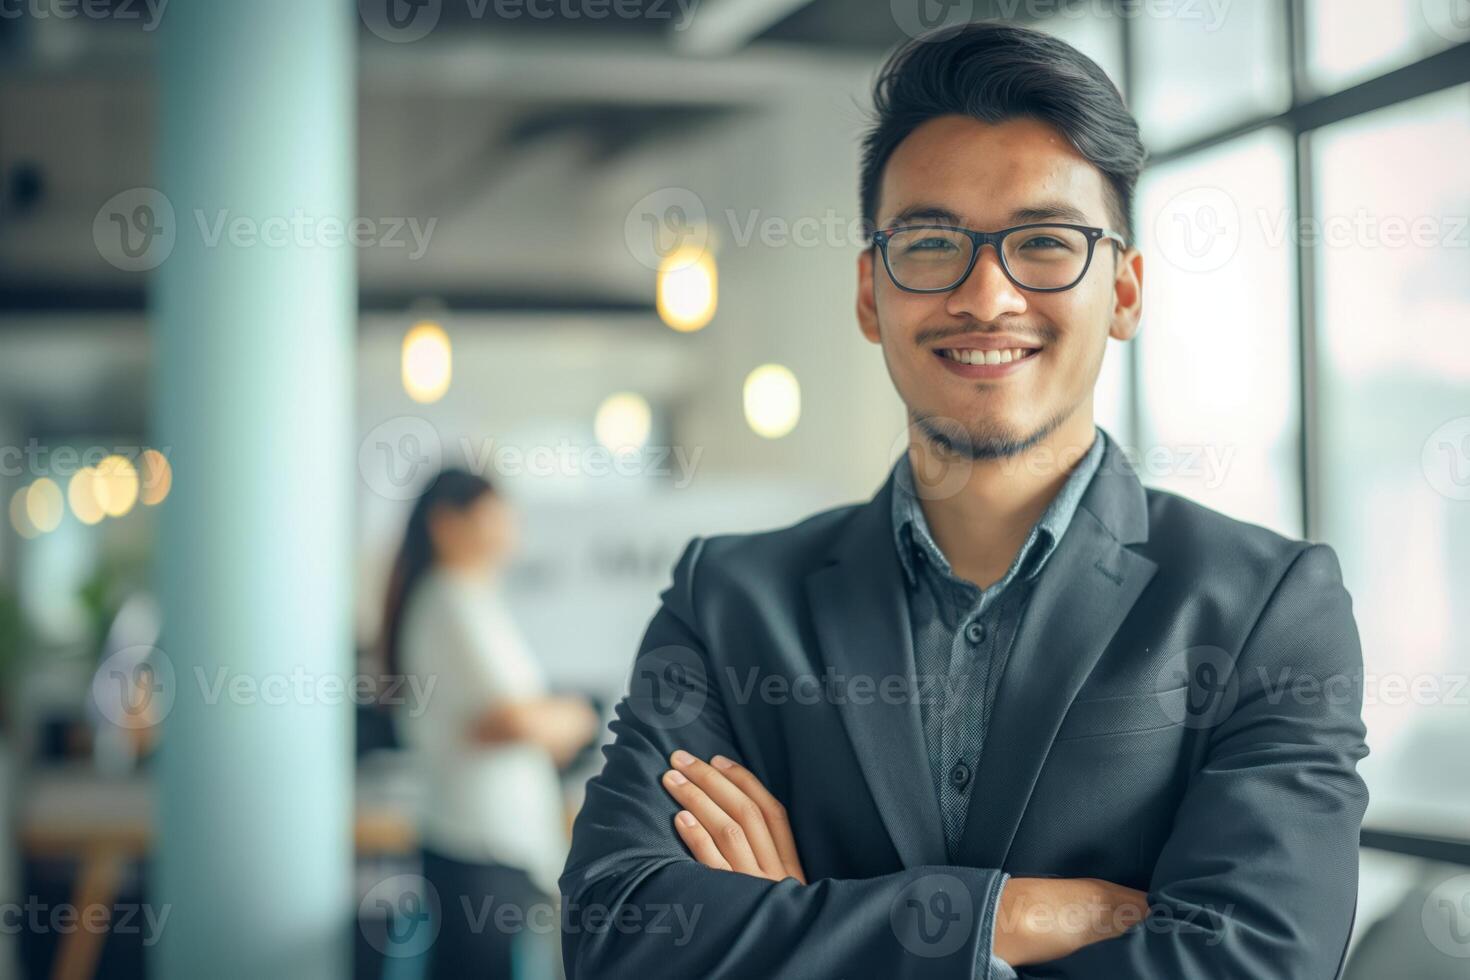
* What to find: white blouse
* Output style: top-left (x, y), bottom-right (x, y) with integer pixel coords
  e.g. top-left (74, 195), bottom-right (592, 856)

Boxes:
top-left (396, 567), bottom-right (569, 898)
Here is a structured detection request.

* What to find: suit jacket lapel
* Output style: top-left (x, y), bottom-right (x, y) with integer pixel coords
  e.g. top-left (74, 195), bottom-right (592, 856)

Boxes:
top-left (954, 431), bottom-right (1157, 869)
top-left (805, 466), bottom-right (950, 869)
top-left (804, 430), bottom-right (1156, 874)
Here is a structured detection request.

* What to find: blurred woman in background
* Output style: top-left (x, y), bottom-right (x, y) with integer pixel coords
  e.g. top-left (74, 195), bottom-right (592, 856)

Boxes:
top-left (382, 468), bottom-right (600, 978)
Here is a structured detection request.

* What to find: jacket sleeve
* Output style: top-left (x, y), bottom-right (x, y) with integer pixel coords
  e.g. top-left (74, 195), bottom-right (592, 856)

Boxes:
top-left (986, 874), bottom-right (1019, 978)
top-left (1020, 543), bottom-right (1371, 979)
top-left (559, 536), bottom-right (1008, 979)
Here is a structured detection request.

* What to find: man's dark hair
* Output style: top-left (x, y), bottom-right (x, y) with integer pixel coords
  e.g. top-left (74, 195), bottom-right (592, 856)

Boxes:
top-left (859, 21), bottom-right (1147, 246)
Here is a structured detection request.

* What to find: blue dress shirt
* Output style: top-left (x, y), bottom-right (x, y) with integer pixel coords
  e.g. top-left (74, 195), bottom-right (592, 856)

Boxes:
top-left (889, 426), bottom-right (1105, 978)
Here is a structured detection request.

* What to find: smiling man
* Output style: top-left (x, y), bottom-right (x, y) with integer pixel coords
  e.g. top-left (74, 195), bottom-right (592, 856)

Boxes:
top-left (560, 21), bottom-right (1369, 979)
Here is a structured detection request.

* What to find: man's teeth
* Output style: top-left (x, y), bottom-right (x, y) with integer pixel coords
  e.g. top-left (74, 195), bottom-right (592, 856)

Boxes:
top-left (940, 348), bottom-right (1036, 365)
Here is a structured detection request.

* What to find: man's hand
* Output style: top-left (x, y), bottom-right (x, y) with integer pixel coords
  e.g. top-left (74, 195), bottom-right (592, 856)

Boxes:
top-left (993, 876), bottom-right (1149, 966)
top-left (660, 749), bottom-right (807, 885)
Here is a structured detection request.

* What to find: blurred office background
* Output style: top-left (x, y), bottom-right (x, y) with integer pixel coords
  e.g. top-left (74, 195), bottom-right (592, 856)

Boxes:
top-left (0, 0), bottom-right (1467, 977)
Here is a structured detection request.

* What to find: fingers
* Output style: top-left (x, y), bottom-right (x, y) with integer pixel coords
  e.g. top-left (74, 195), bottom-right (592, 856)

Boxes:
top-left (673, 809), bottom-right (731, 872)
top-left (661, 750), bottom-right (786, 880)
top-left (661, 764), bottom-right (761, 875)
top-left (707, 755), bottom-right (806, 884)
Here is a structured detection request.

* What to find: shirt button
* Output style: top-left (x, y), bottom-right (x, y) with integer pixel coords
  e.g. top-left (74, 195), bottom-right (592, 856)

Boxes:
top-left (965, 621), bottom-right (987, 644)
top-left (949, 761), bottom-right (972, 789)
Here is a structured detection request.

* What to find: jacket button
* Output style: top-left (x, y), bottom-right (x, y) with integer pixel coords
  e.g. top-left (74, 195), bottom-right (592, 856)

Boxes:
top-left (965, 621), bottom-right (987, 644)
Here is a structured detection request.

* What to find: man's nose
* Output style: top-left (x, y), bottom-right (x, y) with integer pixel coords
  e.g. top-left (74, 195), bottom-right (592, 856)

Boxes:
top-left (943, 244), bottom-right (1028, 322)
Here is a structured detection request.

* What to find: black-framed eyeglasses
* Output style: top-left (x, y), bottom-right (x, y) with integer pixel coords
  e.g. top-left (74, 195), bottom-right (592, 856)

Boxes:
top-left (869, 222), bottom-right (1127, 294)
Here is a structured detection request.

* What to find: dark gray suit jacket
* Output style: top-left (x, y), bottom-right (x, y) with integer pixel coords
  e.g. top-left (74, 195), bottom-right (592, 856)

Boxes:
top-left (560, 428), bottom-right (1370, 978)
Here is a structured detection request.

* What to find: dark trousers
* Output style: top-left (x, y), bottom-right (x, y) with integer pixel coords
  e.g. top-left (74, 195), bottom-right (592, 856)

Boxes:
top-left (420, 847), bottom-right (556, 980)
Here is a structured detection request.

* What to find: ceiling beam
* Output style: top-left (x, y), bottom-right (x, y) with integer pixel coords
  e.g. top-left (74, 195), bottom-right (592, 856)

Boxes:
top-left (360, 34), bottom-right (871, 105)
top-left (672, 0), bottom-right (819, 56)
top-left (0, 285), bottom-right (656, 318)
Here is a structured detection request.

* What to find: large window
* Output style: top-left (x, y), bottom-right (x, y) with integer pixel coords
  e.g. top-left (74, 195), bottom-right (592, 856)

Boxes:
top-left (1312, 84), bottom-right (1470, 834)
top-left (1114, 2), bottom-right (1470, 848)
top-left (1136, 127), bottom-right (1301, 535)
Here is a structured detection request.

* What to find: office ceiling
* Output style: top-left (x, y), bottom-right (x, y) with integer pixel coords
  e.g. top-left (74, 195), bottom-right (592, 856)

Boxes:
top-left (0, 0), bottom-right (1035, 431)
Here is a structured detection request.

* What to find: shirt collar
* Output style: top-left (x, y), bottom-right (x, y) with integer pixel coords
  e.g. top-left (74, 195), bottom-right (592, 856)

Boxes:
top-left (890, 425), bottom-right (1105, 589)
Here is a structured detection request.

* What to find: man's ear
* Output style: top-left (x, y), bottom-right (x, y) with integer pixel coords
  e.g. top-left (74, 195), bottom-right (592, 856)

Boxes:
top-left (1108, 246), bottom-right (1144, 342)
top-left (857, 248), bottom-right (881, 345)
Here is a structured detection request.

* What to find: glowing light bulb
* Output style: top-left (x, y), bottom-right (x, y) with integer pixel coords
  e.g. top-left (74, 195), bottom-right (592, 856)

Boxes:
top-left (743, 364), bottom-right (800, 439)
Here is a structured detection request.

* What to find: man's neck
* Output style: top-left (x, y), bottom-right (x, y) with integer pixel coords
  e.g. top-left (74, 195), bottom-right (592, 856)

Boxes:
top-left (906, 414), bottom-right (1097, 590)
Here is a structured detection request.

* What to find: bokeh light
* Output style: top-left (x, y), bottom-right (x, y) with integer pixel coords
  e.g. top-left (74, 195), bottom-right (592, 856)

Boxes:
top-left (743, 363), bottom-right (801, 439)
top-left (594, 392), bottom-right (653, 456)
top-left (68, 466), bottom-right (106, 525)
top-left (139, 448), bottom-right (173, 505)
top-left (402, 320), bottom-right (452, 403)
top-left (25, 478), bottom-right (64, 533)
top-left (656, 246), bottom-right (717, 332)
top-left (95, 454), bottom-right (140, 517)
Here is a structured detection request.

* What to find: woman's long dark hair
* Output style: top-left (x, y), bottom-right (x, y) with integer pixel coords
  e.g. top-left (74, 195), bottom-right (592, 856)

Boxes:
top-left (380, 468), bottom-right (496, 682)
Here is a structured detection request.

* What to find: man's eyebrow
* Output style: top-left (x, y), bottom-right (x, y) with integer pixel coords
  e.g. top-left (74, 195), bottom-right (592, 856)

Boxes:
top-left (885, 204), bottom-right (963, 226)
top-left (881, 201), bottom-right (1096, 228)
top-left (1007, 202), bottom-right (1094, 225)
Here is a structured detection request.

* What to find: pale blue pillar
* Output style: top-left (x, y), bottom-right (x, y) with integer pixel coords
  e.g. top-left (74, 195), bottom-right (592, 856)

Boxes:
top-left (152, 2), bottom-right (355, 978)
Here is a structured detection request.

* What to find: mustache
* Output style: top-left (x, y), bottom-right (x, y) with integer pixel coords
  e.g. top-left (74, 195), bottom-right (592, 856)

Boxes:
top-left (914, 324), bottom-right (1054, 347)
